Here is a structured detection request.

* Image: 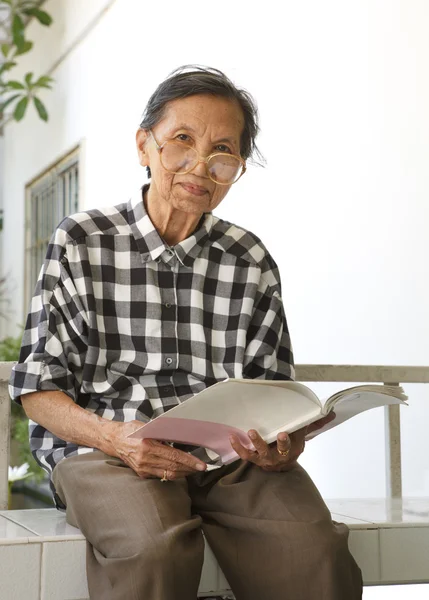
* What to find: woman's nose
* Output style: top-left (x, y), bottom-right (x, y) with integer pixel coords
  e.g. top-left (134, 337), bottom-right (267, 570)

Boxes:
top-left (190, 158), bottom-right (209, 178)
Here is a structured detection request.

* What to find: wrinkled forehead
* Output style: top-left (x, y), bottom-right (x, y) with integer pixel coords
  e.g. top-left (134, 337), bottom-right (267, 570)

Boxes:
top-left (156, 94), bottom-right (245, 140)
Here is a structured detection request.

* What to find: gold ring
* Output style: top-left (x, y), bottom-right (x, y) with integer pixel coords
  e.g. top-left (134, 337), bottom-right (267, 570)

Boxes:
top-left (161, 470), bottom-right (168, 482)
top-left (277, 448), bottom-right (290, 457)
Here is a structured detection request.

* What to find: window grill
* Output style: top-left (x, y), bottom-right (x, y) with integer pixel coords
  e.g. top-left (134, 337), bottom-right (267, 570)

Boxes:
top-left (24, 149), bottom-right (79, 309)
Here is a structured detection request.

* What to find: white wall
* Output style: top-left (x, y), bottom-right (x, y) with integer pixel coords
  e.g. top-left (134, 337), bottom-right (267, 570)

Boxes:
top-left (1, 0), bottom-right (429, 501)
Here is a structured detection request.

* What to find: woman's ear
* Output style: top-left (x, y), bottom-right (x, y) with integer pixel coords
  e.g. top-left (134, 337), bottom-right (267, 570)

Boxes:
top-left (136, 128), bottom-right (150, 167)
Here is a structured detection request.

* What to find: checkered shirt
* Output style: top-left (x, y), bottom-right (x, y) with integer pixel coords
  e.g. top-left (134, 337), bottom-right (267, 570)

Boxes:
top-left (9, 186), bottom-right (294, 475)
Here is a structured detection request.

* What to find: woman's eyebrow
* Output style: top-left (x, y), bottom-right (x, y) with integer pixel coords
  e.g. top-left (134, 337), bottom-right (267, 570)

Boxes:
top-left (170, 124), bottom-right (197, 134)
top-left (169, 125), bottom-right (238, 147)
top-left (213, 136), bottom-right (237, 146)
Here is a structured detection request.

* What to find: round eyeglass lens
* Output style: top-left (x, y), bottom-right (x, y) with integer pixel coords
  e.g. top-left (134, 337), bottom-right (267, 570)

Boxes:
top-left (208, 154), bottom-right (243, 184)
top-left (161, 142), bottom-right (198, 174)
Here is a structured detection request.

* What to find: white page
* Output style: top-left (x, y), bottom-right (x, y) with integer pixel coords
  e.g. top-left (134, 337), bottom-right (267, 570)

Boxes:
top-left (148, 379), bottom-right (322, 439)
top-left (307, 392), bottom-right (407, 440)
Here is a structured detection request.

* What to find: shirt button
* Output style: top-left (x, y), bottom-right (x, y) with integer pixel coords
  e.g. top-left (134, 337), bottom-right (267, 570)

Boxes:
top-left (164, 387), bottom-right (171, 393)
top-left (165, 302), bottom-right (172, 309)
top-left (165, 357), bottom-right (173, 365)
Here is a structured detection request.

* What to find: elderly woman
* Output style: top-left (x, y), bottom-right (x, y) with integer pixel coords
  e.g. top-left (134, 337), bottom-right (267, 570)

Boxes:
top-left (10, 66), bottom-right (362, 600)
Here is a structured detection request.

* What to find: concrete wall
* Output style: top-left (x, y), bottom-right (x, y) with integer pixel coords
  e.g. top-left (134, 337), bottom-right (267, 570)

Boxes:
top-left (1, 0), bottom-right (429, 500)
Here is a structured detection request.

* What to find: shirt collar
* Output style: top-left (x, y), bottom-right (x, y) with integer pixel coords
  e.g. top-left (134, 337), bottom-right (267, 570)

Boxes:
top-left (127, 185), bottom-right (214, 267)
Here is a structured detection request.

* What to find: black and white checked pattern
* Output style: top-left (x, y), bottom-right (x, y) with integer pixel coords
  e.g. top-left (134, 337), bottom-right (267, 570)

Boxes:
top-left (9, 185), bottom-right (294, 475)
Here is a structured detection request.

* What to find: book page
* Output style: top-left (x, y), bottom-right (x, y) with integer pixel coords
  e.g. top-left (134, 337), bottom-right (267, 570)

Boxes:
top-left (307, 391), bottom-right (407, 440)
top-left (156, 379), bottom-right (321, 434)
top-left (324, 384), bottom-right (407, 413)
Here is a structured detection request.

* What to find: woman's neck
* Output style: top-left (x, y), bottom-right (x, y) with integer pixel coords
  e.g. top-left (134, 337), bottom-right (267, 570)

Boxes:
top-left (144, 186), bottom-right (203, 246)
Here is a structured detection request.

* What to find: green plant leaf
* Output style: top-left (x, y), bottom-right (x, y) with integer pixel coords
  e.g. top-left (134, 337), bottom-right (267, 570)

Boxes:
top-left (13, 96), bottom-right (29, 121)
top-left (12, 14), bottom-right (25, 49)
top-left (0, 62), bottom-right (17, 76)
top-left (1, 44), bottom-right (10, 58)
top-left (24, 72), bottom-right (33, 87)
top-left (22, 8), bottom-right (53, 26)
top-left (5, 80), bottom-right (26, 90)
top-left (12, 416), bottom-right (46, 483)
top-left (35, 75), bottom-right (54, 87)
top-left (0, 93), bottom-right (22, 113)
top-left (0, 335), bottom-right (22, 361)
top-left (33, 96), bottom-right (48, 121)
top-left (15, 40), bottom-right (33, 56)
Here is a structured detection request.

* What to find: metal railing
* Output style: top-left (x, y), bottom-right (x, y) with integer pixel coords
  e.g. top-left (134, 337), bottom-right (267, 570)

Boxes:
top-left (295, 364), bottom-right (429, 499)
top-left (1, 361), bottom-right (429, 510)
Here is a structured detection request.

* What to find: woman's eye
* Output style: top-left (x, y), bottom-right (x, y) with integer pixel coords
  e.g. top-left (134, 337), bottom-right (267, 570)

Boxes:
top-left (215, 144), bottom-right (231, 153)
top-left (176, 134), bottom-right (191, 143)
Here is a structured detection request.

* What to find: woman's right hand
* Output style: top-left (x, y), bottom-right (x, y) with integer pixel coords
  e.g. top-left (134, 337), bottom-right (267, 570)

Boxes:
top-left (106, 420), bottom-right (207, 480)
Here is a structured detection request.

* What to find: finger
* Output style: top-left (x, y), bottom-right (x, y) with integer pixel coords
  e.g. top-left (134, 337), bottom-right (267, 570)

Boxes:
top-left (289, 428), bottom-right (306, 444)
top-left (230, 435), bottom-right (259, 463)
top-left (138, 467), bottom-right (194, 481)
top-left (289, 430), bottom-right (306, 457)
top-left (143, 439), bottom-right (206, 471)
top-left (158, 469), bottom-right (194, 481)
top-left (280, 431), bottom-right (305, 462)
top-left (141, 455), bottom-right (195, 473)
top-left (306, 411), bottom-right (336, 434)
top-left (276, 431), bottom-right (292, 457)
top-left (121, 452), bottom-right (193, 477)
top-left (247, 430), bottom-right (270, 458)
top-left (324, 411), bottom-right (336, 424)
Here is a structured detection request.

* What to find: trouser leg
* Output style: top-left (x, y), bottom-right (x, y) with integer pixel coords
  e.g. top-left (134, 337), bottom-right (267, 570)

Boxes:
top-left (52, 451), bottom-right (204, 600)
top-left (190, 461), bottom-right (363, 600)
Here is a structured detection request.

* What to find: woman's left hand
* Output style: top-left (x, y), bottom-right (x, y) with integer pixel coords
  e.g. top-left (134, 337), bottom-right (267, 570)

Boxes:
top-left (229, 412), bottom-right (336, 472)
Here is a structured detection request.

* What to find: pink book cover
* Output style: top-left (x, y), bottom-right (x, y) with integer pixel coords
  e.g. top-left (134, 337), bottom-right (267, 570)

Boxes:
top-left (128, 417), bottom-right (254, 464)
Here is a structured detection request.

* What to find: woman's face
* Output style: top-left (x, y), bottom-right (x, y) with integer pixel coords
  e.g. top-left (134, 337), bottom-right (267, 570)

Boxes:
top-left (136, 94), bottom-right (245, 215)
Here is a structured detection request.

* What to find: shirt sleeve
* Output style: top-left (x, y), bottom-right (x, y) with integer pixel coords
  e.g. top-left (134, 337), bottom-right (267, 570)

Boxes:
top-left (9, 227), bottom-right (88, 404)
top-left (242, 260), bottom-right (295, 381)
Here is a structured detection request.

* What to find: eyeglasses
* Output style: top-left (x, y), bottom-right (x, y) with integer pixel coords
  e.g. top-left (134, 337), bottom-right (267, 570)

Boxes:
top-left (149, 131), bottom-right (246, 185)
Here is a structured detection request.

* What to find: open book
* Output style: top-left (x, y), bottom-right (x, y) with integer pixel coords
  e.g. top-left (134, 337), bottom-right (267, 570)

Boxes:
top-left (128, 379), bottom-right (408, 465)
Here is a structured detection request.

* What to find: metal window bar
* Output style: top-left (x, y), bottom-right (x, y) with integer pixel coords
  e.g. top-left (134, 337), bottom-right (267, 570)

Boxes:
top-left (24, 154), bottom-right (79, 310)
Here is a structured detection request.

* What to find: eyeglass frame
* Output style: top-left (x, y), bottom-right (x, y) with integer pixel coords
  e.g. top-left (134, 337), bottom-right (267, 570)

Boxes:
top-left (148, 130), bottom-right (247, 185)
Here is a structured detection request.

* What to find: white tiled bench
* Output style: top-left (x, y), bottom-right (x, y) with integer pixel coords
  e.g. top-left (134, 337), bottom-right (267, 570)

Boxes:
top-left (2, 361), bottom-right (429, 598)
top-left (0, 507), bottom-right (232, 599)
top-left (1, 499), bottom-right (429, 599)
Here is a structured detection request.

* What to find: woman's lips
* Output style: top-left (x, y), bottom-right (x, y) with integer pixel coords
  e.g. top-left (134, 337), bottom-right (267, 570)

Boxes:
top-left (180, 182), bottom-right (208, 197)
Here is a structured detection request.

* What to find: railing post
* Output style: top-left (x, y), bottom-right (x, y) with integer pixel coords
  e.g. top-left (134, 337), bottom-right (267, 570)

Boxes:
top-left (0, 363), bottom-right (12, 510)
top-left (384, 383), bottom-right (402, 500)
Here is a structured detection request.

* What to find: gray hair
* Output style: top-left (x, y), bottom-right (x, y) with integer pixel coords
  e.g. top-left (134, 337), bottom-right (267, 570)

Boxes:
top-left (140, 65), bottom-right (262, 178)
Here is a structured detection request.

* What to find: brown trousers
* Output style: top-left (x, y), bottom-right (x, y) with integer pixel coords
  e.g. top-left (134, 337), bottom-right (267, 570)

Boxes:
top-left (52, 451), bottom-right (362, 600)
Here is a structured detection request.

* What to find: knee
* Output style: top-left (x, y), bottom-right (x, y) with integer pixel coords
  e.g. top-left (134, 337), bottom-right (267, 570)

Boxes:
top-left (107, 529), bottom-right (202, 567)
top-left (132, 536), bottom-right (177, 566)
top-left (103, 535), bottom-right (167, 564)
top-left (305, 521), bottom-right (351, 562)
top-left (312, 521), bottom-right (361, 585)
top-left (310, 522), bottom-right (363, 593)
